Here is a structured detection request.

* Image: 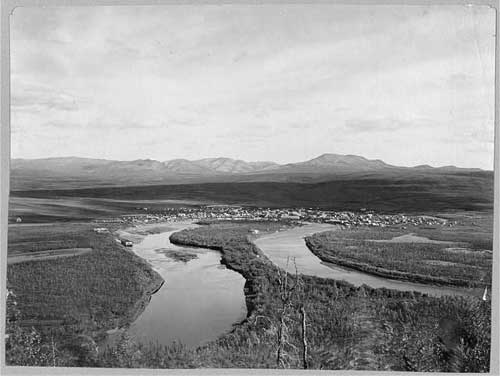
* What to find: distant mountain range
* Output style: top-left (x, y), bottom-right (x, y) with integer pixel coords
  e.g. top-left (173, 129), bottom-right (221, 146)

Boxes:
top-left (10, 153), bottom-right (489, 190)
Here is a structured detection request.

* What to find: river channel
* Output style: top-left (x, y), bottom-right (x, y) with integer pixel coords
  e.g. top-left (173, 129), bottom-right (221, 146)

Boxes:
top-left (252, 223), bottom-right (482, 298)
top-left (113, 221), bottom-right (480, 349)
top-left (120, 222), bottom-right (247, 348)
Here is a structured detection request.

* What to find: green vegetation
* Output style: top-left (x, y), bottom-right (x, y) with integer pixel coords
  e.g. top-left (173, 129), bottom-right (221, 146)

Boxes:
top-left (155, 248), bottom-right (198, 262)
top-left (6, 223), bottom-right (163, 366)
top-left (8, 248), bottom-right (92, 264)
top-left (418, 212), bottom-right (493, 250)
top-left (6, 220), bottom-right (491, 370)
top-left (305, 223), bottom-right (492, 288)
top-left (97, 222), bottom-right (490, 371)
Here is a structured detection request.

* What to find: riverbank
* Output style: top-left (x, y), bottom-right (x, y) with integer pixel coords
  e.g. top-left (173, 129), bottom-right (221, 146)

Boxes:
top-left (97, 221), bottom-right (192, 347)
top-left (117, 221), bottom-right (491, 371)
top-left (6, 221), bottom-right (164, 366)
top-left (252, 223), bottom-right (481, 297)
top-left (7, 219), bottom-right (491, 370)
top-left (169, 222), bottom-right (280, 320)
top-left (112, 220), bottom-right (247, 349)
top-left (304, 226), bottom-right (492, 289)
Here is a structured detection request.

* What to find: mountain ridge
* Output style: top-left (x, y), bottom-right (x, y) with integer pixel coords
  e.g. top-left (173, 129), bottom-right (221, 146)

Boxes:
top-left (10, 153), bottom-right (490, 191)
top-left (11, 153), bottom-right (486, 171)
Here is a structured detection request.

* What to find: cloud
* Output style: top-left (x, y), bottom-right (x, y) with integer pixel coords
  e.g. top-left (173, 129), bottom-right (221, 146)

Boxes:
top-left (9, 5), bottom-right (495, 169)
top-left (11, 83), bottom-right (80, 113)
top-left (345, 118), bottom-right (429, 133)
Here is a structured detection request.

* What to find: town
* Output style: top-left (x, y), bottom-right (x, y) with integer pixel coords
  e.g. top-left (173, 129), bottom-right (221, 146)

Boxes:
top-left (93, 205), bottom-right (453, 228)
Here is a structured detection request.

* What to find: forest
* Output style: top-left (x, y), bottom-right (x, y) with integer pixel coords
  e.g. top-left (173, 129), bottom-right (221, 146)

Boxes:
top-left (6, 223), bottom-right (163, 366)
top-left (305, 224), bottom-right (492, 287)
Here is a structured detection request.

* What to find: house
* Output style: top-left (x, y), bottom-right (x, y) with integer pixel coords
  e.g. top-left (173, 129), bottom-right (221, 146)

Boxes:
top-left (121, 239), bottom-right (133, 247)
top-left (16, 217), bottom-right (22, 223)
top-left (282, 214), bottom-right (300, 220)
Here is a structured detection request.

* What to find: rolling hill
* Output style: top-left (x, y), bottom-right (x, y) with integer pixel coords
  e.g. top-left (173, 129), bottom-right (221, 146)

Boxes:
top-left (9, 153), bottom-right (488, 190)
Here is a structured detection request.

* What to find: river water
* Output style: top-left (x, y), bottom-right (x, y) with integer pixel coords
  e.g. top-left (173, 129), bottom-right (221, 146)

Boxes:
top-left (123, 222), bottom-right (247, 348)
top-left (110, 221), bottom-right (480, 350)
top-left (252, 223), bottom-right (482, 298)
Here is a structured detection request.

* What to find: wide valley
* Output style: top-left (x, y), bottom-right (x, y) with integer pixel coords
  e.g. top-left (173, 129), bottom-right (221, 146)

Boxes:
top-left (6, 192), bottom-right (493, 370)
top-left (5, 153), bottom-right (495, 371)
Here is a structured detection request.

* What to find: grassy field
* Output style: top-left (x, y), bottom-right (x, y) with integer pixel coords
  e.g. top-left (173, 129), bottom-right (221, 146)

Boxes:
top-left (96, 222), bottom-right (490, 371)
top-left (8, 222), bottom-right (95, 254)
top-left (7, 248), bottom-right (93, 264)
top-left (6, 222), bottom-right (163, 366)
top-left (8, 196), bottom-right (203, 223)
top-left (305, 214), bottom-right (493, 288)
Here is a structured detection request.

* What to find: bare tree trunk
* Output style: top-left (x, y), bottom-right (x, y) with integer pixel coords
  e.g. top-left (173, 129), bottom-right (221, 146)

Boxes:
top-left (276, 314), bottom-right (284, 368)
top-left (275, 258), bottom-right (302, 369)
top-left (51, 336), bottom-right (56, 367)
top-left (300, 306), bottom-right (308, 369)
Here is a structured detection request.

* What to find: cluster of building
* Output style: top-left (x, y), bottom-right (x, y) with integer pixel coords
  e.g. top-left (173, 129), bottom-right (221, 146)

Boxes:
top-left (93, 227), bottom-right (109, 234)
top-left (94, 205), bottom-right (451, 228)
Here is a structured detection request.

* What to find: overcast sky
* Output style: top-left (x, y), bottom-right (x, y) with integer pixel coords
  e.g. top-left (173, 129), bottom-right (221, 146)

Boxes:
top-left (10, 4), bottom-right (495, 169)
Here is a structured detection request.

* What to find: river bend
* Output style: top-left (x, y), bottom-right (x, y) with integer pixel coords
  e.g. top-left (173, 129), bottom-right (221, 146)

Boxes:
top-left (252, 223), bottom-right (481, 298)
top-left (121, 222), bottom-right (247, 347)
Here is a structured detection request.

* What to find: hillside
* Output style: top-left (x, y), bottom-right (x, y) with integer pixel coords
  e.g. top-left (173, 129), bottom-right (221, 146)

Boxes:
top-left (11, 173), bottom-right (494, 214)
top-left (10, 154), bottom-right (489, 190)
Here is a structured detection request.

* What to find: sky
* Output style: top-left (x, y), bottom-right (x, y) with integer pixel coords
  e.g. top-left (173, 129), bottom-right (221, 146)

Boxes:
top-left (10, 4), bottom-right (496, 169)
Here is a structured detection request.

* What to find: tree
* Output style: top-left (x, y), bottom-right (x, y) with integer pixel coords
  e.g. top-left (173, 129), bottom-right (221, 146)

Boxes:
top-left (274, 258), bottom-right (308, 369)
top-left (5, 288), bottom-right (63, 366)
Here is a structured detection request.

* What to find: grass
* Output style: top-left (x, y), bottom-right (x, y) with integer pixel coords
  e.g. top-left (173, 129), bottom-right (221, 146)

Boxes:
top-left (7, 248), bottom-right (93, 264)
top-left (97, 222), bottom-right (490, 371)
top-left (8, 222), bottom-right (95, 254)
top-left (305, 220), bottom-right (492, 288)
top-left (8, 196), bottom-right (201, 223)
top-left (6, 222), bottom-right (163, 366)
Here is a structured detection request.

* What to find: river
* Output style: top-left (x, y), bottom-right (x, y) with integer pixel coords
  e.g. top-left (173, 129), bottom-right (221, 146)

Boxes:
top-left (252, 223), bottom-right (482, 298)
top-left (109, 221), bottom-right (479, 349)
top-left (116, 221), bottom-right (247, 348)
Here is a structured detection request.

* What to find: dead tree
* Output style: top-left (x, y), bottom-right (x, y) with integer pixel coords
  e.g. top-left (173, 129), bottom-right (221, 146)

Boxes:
top-left (300, 306), bottom-right (308, 369)
top-left (276, 266), bottom-right (292, 368)
top-left (275, 257), bottom-right (309, 369)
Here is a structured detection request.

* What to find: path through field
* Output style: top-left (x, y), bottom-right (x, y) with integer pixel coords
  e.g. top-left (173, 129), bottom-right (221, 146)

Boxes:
top-left (7, 248), bottom-right (92, 264)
